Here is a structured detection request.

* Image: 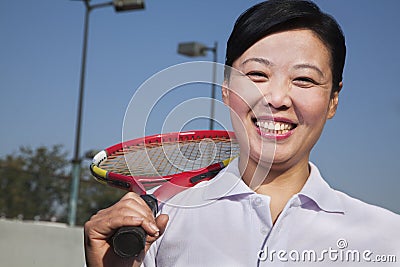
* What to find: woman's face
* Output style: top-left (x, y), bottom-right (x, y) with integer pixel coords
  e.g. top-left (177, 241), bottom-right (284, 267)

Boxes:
top-left (223, 29), bottom-right (340, 175)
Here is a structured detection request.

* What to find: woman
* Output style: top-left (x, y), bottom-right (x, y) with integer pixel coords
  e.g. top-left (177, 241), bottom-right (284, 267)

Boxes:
top-left (84, 1), bottom-right (400, 266)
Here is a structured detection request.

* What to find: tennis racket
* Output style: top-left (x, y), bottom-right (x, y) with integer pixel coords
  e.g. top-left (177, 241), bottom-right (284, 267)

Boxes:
top-left (90, 130), bottom-right (239, 258)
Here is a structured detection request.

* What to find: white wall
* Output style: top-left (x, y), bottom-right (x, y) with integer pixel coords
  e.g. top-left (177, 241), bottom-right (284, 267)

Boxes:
top-left (0, 219), bottom-right (84, 267)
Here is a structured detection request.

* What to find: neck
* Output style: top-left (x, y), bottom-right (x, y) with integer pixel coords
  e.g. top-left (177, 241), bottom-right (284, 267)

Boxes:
top-left (240, 156), bottom-right (310, 191)
top-left (239, 156), bottom-right (310, 223)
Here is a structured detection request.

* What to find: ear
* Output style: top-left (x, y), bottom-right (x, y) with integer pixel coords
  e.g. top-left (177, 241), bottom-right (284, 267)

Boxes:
top-left (327, 82), bottom-right (342, 119)
top-left (221, 80), bottom-right (230, 106)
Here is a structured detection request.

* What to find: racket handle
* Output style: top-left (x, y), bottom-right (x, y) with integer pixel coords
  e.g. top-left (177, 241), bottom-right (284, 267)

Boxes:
top-left (112, 194), bottom-right (158, 258)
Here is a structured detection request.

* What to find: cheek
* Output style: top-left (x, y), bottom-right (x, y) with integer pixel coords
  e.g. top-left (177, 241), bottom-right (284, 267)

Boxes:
top-left (228, 94), bottom-right (247, 112)
top-left (292, 90), bottom-right (330, 125)
top-left (226, 76), bottom-right (263, 109)
top-left (225, 93), bottom-right (252, 137)
top-left (227, 94), bottom-right (249, 130)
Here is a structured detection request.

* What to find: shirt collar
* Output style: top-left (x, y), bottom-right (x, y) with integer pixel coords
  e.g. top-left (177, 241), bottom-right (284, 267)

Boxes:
top-left (203, 158), bottom-right (254, 200)
top-left (203, 159), bottom-right (345, 214)
top-left (297, 162), bottom-right (345, 213)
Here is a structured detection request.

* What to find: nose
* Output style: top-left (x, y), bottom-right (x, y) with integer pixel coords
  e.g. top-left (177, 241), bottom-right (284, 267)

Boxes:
top-left (261, 79), bottom-right (292, 110)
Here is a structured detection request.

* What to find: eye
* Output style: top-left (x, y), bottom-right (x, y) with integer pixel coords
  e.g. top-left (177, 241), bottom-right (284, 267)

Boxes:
top-left (246, 71), bottom-right (268, 82)
top-left (293, 77), bottom-right (318, 88)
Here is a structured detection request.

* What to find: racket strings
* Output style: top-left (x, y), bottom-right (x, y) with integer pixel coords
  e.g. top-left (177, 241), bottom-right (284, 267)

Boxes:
top-left (99, 137), bottom-right (239, 177)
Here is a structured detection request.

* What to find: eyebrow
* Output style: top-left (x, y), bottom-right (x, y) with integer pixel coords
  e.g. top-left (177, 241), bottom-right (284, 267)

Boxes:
top-left (240, 57), bottom-right (273, 67)
top-left (293, 64), bottom-right (324, 77)
top-left (240, 58), bottom-right (325, 77)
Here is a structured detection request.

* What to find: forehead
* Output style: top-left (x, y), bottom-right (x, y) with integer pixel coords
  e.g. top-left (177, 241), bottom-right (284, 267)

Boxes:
top-left (234, 29), bottom-right (332, 71)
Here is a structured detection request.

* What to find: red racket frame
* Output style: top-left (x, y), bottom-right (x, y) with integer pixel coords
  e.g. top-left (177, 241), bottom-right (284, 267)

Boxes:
top-left (90, 130), bottom-right (237, 201)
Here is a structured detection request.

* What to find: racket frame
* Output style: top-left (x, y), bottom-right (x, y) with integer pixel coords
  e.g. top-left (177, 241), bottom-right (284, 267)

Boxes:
top-left (90, 130), bottom-right (237, 197)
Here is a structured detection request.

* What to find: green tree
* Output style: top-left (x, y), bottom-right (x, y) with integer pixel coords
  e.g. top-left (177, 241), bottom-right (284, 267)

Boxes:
top-left (72, 165), bottom-right (125, 226)
top-left (0, 145), bottom-right (70, 221)
top-left (0, 145), bottom-right (125, 225)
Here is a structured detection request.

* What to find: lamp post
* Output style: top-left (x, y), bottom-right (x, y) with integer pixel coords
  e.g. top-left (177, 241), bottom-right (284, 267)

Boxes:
top-left (69, 0), bottom-right (145, 227)
top-left (177, 41), bottom-right (218, 130)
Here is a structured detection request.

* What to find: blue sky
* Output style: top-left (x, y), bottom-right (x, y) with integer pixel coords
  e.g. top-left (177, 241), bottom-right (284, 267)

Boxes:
top-left (1, 0), bottom-right (399, 213)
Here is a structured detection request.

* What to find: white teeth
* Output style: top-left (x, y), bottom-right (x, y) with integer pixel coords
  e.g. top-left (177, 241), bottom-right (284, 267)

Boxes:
top-left (268, 122), bottom-right (275, 130)
top-left (255, 120), bottom-right (293, 134)
top-left (261, 122), bottom-right (266, 128)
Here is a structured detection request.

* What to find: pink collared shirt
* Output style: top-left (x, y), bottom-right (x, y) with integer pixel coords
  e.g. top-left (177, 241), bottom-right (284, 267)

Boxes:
top-left (143, 159), bottom-right (400, 266)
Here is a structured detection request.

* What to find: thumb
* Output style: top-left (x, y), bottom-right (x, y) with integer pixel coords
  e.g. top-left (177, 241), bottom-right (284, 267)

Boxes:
top-left (156, 214), bottom-right (169, 235)
top-left (144, 214), bottom-right (169, 252)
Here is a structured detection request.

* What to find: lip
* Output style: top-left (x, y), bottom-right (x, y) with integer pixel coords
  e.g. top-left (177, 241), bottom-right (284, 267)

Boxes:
top-left (256, 126), bottom-right (294, 141)
top-left (252, 116), bottom-right (297, 141)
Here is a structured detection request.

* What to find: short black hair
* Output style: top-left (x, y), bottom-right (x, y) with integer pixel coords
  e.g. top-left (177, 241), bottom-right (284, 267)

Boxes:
top-left (225, 0), bottom-right (346, 92)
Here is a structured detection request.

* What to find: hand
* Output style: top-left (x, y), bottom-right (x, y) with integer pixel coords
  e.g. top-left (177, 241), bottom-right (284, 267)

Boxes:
top-left (84, 192), bottom-right (169, 267)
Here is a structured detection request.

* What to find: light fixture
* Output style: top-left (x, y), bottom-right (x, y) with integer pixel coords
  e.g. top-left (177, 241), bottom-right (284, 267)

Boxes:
top-left (113, 0), bottom-right (145, 12)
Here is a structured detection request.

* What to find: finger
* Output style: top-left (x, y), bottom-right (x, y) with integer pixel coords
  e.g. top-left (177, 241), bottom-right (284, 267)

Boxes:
top-left (119, 192), bottom-right (151, 208)
top-left (90, 203), bottom-right (145, 228)
top-left (96, 193), bottom-right (153, 222)
top-left (156, 214), bottom-right (169, 235)
top-left (85, 214), bottom-right (145, 240)
top-left (143, 214), bottom-right (169, 252)
top-left (86, 202), bottom-right (150, 236)
top-left (119, 191), bottom-right (140, 201)
top-left (118, 193), bottom-right (156, 219)
top-left (99, 207), bottom-right (159, 238)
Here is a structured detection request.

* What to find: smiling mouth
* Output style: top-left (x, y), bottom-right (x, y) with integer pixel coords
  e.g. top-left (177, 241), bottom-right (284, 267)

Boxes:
top-left (253, 119), bottom-right (297, 135)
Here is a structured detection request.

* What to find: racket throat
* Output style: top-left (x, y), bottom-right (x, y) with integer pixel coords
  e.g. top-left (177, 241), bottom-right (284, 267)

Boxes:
top-left (189, 166), bottom-right (223, 184)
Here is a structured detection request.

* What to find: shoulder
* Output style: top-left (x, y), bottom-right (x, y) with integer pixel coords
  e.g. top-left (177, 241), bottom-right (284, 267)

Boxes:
top-left (308, 163), bottom-right (400, 224)
top-left (334, 189), bottom-right (400, 221)
top-left (331, 190), bottom-right (400, 255)
top-left (332, 189), bottom-right (400, 243)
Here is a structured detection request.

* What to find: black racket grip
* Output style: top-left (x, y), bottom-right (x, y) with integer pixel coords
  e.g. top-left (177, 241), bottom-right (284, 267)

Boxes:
top-left (112, 194), bottom-right (158, 258)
